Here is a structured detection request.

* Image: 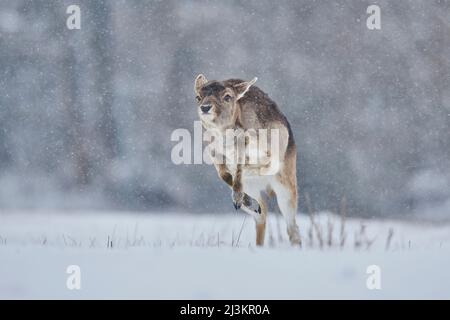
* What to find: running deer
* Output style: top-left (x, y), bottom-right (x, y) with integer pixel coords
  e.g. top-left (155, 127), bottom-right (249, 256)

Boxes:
top-left (194, 75), bottom-right (301, 246)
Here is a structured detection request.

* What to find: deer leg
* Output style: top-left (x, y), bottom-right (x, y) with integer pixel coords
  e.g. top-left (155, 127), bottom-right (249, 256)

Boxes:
top-left (232, 164), bottom-right (244, 210)
top-left (216, 163), bottom-right (260, 213)
top-left (255, 197), bottom-right (268, 246)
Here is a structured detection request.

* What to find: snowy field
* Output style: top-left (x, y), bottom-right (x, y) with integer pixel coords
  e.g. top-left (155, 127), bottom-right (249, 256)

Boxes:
top-left (0, 211), bottom-right (449, 299)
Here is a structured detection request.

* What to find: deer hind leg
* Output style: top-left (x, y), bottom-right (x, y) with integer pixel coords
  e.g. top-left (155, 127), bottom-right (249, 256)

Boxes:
top-left (239, 197), bottom-right (266, 246)
top-left (241, 177), bottom-right (270, 246)
top-left (254, 196), bottom-right (268, 246)
top-left (273, 178), bottom-right (301, 246)
top-left (241, 194), bottom-right (267, 246)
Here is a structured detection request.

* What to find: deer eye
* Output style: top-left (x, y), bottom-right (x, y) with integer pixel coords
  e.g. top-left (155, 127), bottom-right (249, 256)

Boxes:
top-left (223, 94), bottom-right (232, 102)
top-left (195, 96), bottom-right (201, 103)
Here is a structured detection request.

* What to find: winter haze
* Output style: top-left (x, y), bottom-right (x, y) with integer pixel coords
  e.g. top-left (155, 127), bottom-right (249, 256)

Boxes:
top-left (1, 0), bottom-right (450, 301)
top-left (0, 1), bottom-right (450, 217)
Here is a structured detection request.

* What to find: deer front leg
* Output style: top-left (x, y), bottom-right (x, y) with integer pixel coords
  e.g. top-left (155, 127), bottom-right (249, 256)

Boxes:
top-left (231, 164), bottom-right (244, 210)
top-left (215, 163), bottom-right (260, 213)
top-left (217, 163), bottom-right (233, 187)
top-left (216, 163), bottom-right (243, 209)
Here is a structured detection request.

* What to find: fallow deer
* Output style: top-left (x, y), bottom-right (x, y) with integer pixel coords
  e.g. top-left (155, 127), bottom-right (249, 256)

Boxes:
top-left (194, 75), bottom-right (301, 246)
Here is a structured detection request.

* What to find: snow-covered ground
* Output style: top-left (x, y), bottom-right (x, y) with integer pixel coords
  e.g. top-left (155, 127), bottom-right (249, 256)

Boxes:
top-left (0, 211), bottom-right (449, 299)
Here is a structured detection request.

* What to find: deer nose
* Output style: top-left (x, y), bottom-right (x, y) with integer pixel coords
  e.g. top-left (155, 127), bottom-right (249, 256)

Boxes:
top-left (201, 105), bottom-right (212, 113)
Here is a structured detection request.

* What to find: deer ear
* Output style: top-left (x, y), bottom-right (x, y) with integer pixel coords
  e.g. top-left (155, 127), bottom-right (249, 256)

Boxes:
top-left (234, 77), bottom-right (257, 100)
top-left (195, 74), bottom-right (208, 95)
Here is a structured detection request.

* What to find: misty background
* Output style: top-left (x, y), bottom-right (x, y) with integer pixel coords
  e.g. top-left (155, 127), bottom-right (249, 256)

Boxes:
top-left (0, 0), bottom-right (449, 219)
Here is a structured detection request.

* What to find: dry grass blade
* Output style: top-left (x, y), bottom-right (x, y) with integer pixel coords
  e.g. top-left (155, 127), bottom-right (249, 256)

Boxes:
top-left (340, 196), bottom-right (347, 248)
top-left (305, 192), bottom-right (323, 249)
top-left (235, 215), bottom-right (247, 248)
top-left (385, 228), bottom-right (394, 251)
top-left (327, 215), bottom-right (334, 247)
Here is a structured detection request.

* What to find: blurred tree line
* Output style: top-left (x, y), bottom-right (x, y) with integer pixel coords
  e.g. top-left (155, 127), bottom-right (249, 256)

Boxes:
top-left (0, 0), bottom-right (449, 219)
